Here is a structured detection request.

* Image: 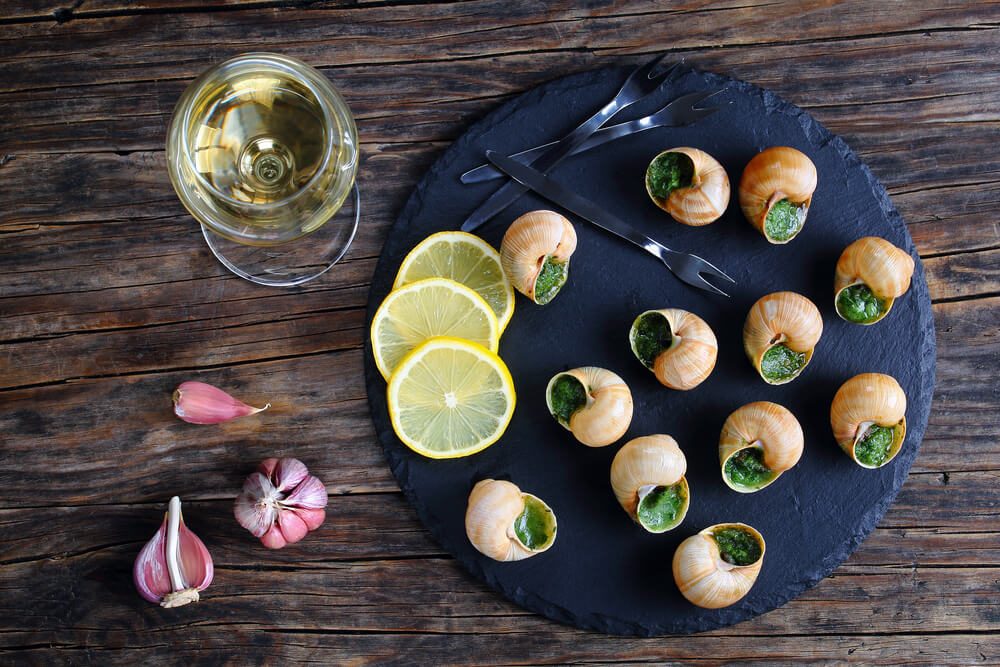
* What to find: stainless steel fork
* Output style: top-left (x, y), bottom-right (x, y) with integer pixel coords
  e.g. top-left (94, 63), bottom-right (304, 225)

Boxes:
top-left (460, 89), bottom-right (726, 184)
top-left (485, 150), bottom-right (736, 297)
top-left (461, 53), bottom-right (680, 232)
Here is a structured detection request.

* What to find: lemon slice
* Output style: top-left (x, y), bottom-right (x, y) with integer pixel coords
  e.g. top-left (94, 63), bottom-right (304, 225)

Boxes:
top-left (371, 277), bottom-right (499, 380)
top-left (388, 337), bottom-right (516, 458)
top-left (393, 231), bottom-right (515, 333)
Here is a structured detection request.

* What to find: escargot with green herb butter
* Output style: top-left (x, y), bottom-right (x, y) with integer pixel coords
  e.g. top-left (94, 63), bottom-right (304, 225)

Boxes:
top-left (499, 210), bottom-right (576, 305)
top-left (645, 147), bottom-right (730, 226)
top-left (629, 308), bottom-right (717, 390)
top-left (719, 402), bottom-right (803, 493)
top-left (834, 236), bottom-right (914, 325)
top-left (465, 479), bottom-right (557, 562)
top-left (743, 291), bottom-right (823, 385)
top-left (610, 435), bottom-right (690, 533)
top-left (831, 373), bottom-right (907, 469)
top-left (673, 522), bottom-right (765, 608)
top-left (739, 146), bottom-right (817, 243)
top-left (546, 367), bottom-right (633, 447)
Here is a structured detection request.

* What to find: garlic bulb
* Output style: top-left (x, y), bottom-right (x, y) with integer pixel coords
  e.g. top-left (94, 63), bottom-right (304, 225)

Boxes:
top-left (719, 402), bottom-right (803, 493)
top-left (500, 210), bottom-right (577, 305)
top-left (834, 236), bottom-right (915, 325)
top-left (133, 496), bottom-right (214, 608)
top-left (645, 147), bottom-right (730, 226)
top-left (545, 366), bottom-right (633, 447)
top-left (743, 291), bottom-right (822, 385)
top-left (610, 435), bottom-right (689, 533)
top-left (172, 381), bottom-right (268, 424)
top-left (465, 479), bottom-right (557, 562)
top-left (739, 146), bottom-right (817, 243)
top-left (234, 457), bottom-right (328, 549)
top-left (629, 308), bottom-right (717, 390)
top-left (830, 373), bottom-right (907, 468)
top-left (673, 522), bottom-right (765, 609)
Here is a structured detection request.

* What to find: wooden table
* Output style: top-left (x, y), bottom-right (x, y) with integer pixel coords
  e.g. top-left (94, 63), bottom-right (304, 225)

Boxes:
top-left (2, 2), bottom-right (998, 664)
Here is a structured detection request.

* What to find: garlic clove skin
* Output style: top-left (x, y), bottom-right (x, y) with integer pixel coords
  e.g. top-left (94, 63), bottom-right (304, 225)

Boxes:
top-left (234, 458), bottom-right (329, 549)
top-left (172, 381), bottom-right (269, 425)
top-left (134, 496), bottom-right (214, 608)
top-left (234, 472), bottom-right (278, 538)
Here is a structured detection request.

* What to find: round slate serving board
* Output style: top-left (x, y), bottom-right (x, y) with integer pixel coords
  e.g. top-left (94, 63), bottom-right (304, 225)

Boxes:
top-left (363, 65), bottom-right (935, 635)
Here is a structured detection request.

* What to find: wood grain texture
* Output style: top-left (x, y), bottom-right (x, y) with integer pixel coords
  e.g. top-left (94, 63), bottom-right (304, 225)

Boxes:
top-left (1, 0), bottom-right (998, 663)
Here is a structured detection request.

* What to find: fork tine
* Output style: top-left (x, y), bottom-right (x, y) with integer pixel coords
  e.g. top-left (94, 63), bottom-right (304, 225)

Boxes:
top-left (691, 88), bottom-right (728, 109)
top-left (628, 53), bottom-right (678, 84)
top-left (691, 254), bottom-right (737, 284)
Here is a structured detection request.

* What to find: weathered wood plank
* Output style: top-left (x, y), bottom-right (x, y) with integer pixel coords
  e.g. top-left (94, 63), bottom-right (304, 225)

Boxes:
top-left (2, 0), bottom-right (998, 93)
top-left (0, 536), bottom-right (997, 638)
top-left (1, 630), bottom-right (996, 666)
top-left (3, 27), bottom-right (999, 155)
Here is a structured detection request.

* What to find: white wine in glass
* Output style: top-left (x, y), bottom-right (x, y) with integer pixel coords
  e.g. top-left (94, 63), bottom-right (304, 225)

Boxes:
top-left (167, 53), bottom-right (359, 286)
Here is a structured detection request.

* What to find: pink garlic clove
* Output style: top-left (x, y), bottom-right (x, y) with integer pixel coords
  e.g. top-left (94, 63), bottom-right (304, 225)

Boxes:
top-left (294, 507), bottom-right (326, 531)
top-left (277, 510), bottom-right (310, 545)
top-left (260, 524), bottom-right (287, 549)
top-left (234, 457), bottom-right (328, 549)
top-left (173, 381), bottom-right (268, 425)
top-left (284, 475), bottom-right (328, 509)
top-left (134, 497), bottom-right (213, 608)
top-left (272, 458), bottom-right (309, 492)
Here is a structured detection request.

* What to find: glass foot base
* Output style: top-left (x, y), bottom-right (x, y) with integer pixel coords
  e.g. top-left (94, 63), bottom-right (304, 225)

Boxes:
top-left (203, 183), bottom-right (360, 287)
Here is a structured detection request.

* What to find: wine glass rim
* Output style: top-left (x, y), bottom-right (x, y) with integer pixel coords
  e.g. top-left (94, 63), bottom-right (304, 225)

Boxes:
top-left (174, 52), bottom-right (357, 211)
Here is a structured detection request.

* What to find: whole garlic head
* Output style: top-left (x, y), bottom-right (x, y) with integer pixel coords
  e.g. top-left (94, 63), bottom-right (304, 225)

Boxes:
top-left (234, 458), bottom-right (328, 549)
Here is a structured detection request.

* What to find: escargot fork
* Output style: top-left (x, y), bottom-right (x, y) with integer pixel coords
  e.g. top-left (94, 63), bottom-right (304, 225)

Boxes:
top-left (484, 150), bottom-right (735, 297)
top-left (460, 89), bottom-right (727, 185)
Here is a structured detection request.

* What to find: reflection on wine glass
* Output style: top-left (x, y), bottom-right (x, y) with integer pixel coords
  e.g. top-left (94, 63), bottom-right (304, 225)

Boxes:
top-left (167, 53), bottom-right (359, 286)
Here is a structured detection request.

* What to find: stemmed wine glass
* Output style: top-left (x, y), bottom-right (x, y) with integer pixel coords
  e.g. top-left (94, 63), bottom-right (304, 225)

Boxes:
top-left (167, 53), bottom-right (359, 286)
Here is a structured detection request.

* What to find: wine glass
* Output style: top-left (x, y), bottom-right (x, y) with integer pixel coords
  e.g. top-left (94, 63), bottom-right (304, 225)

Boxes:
top-left (166, 53), bottom-right (360, 286)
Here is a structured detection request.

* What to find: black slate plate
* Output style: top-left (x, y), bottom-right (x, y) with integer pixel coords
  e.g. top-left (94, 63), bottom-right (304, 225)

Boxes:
top-left (363, 65), bottom-right (935, 635)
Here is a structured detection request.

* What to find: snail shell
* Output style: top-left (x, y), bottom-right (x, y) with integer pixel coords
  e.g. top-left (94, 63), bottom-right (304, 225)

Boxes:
top-left (719, 402), bottom-right (803, 493)
top-left (743, 291), bottom-right (823, 385)
top-left (610, 435), bottom-right (690, 533)
top-left (834, 236), bottom-right (915, 325)
top-left (500, 210), bottom-right (577, 305)
top-left (673, 523), bottom-right (765, 609)
top-left (545, 367), bottom-right (633, 447)
top-left (628, 309), bottom-right (718, 390)
top-left (830, 373), bottom-right (907, 468)
top-left (738, 146), bottom-right (817, 243)
top-left (645, 147), bottom-right (730, 226)
top-left (465, 479), bottom-right (557, 562)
